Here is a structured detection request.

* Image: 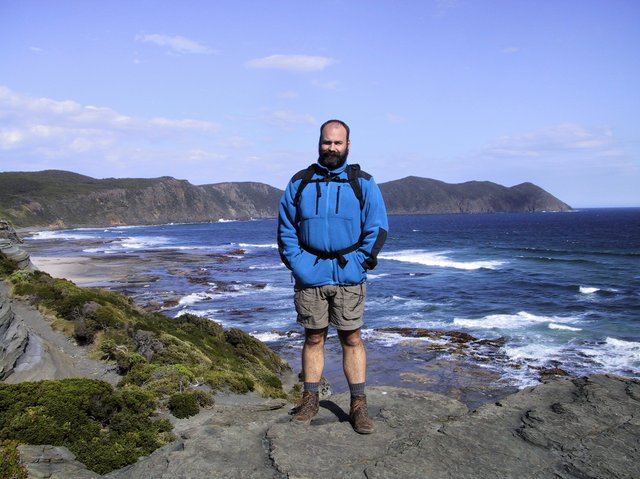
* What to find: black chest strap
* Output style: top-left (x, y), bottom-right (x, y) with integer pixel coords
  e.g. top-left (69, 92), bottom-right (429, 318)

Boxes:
top-left (300, 237), bottom-right (363, 268)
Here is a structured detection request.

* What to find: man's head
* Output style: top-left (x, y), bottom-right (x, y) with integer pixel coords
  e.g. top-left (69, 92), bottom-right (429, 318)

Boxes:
top-left (318, 119), bottom-right (350, 170)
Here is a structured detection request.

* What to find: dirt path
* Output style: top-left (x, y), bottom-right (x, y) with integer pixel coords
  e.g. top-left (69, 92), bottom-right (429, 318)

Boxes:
top-left (1, 280), bottom-right (120, 385)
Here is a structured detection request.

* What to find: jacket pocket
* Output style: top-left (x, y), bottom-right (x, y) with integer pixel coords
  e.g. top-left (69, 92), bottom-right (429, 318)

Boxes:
top-left (336, 252), bottom-right (367, 285)
top-left (291, 250), bottom-right (332, 287)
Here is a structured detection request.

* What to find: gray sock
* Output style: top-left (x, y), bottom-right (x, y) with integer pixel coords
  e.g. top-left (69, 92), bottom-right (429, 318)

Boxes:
top-left (349, 382), bottom-right (366, 397)
top-left (304, 381), bottom-right (320, 393)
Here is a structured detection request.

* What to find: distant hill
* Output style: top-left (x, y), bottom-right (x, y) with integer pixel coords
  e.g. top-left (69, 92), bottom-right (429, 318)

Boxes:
top-left (0, 170), bottom-right (571, 228)
top-left (379, 176), bottom-right (571, 214)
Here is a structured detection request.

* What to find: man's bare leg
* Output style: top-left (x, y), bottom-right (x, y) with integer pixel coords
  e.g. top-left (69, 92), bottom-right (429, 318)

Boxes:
top-left (302, 327), bottom-right (328, 382)
top-left (339, 328), bottom-right (375, 434)
top-left (338, 328), bottom-right (366, 384)
top-left (292, 328), bottom-right (327, 425)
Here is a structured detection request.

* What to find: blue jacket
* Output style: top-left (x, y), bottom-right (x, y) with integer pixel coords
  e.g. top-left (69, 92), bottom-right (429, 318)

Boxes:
top-left (278, 161), bottom-right (388, 288)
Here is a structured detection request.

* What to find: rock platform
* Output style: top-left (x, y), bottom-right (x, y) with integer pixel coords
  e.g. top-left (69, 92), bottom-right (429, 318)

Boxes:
top-left (19, 374), bottom-right (640, 479)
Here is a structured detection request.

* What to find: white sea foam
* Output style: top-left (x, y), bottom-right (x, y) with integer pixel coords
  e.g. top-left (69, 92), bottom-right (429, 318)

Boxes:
top-left (548, 323), bottom-right (582, 332)
top-left (29, 230), bottom-right (99, 241)
top-left (250, 331), bottom-right (298, 342)
top-left (503, 342), bottom-right (563, 363)
top-left (81, 235), bottom-right (174, 254)
top-left (582, 337), bottom-right (640, 370)
top-left (249, 264), bottom-right (285, 270)
top-left (236, 243), bottom-right (278, 249)
top-left (367, 273), bottom-right (389, 280)
top-left (178, 292), bottom-right (213, 306)
top-left (361, 329), bottom-right (443, 347)
top-left (579, 286), bottom-right (600, 294)
top-left (379, 249), bottom-right (504, 270)
top-left (453, 311), bottom-right (582, 330)
top-left (258, 284), bottom-right (291, 294)
top-left (110, 225), bottom-right (148, 230)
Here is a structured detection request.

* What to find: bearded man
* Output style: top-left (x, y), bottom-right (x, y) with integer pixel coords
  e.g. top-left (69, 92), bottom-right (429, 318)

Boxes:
top-left (277, 119), bottom-right (388, 434)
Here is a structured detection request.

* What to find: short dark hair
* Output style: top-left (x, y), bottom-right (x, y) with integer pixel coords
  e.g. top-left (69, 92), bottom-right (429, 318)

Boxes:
top-left (319, 119), bottom-right (350, 141)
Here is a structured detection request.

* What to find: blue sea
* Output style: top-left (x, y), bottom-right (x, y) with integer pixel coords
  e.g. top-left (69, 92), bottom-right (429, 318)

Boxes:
top-left (25, 209), bottom-right (640, 401)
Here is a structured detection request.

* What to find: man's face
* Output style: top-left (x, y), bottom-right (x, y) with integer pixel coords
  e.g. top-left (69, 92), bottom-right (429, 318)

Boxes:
top-left (318, 123), bottom-right (350, 169)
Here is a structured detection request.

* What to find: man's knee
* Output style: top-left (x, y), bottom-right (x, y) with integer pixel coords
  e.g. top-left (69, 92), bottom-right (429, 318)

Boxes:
top-left (304, 328), bottom-right (328, 347)
top-left (339, 328), bottom-right (363, 348)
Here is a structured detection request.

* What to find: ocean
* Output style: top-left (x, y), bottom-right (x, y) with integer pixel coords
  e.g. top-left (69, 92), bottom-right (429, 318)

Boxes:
top-left (24, 208), bottom-right (640, 404)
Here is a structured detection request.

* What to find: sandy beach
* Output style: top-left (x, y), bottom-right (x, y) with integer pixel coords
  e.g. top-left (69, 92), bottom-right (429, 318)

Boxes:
top-left (30, 255), bottom-right (126, 286)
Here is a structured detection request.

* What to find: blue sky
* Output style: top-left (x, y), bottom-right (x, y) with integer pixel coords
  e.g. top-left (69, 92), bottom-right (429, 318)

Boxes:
top-left (1, 0), bottom-right (638, 207)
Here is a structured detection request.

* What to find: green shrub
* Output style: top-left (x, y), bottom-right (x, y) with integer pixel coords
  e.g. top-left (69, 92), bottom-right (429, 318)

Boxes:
top-left (119, 362), bottom-right (154, 387)
top-left (115, 351), bottom-right (147, 375)
top-left (205, 370), bottom-right (255, 394)
top-left (167, 389), bottom-right (213, 419)
top-left (0, 379), bottom-right (172, 475)
top-left (0, 256), bottom-right (19, 278)
top-left (167, 392), bottom-right (200, 418)
top-left (192, 389), bottom-right (215, 408)
top-left (0, 439), bottom-right (28, 479)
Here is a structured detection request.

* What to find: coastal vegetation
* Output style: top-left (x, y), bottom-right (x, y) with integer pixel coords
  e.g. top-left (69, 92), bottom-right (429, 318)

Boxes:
top-left (0, 379), bottom-right (172, 474)
top-left (0, 254), bottom-right (290, 474)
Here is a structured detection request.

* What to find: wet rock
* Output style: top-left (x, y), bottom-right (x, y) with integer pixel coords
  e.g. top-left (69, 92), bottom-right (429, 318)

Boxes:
top-left (535, 366), bottom-right (570, 381)
top-left (377, 326), bottom-right (477, 343)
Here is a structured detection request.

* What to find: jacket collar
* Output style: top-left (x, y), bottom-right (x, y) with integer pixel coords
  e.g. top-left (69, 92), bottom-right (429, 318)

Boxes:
top-left (316, 160), bottom-right (348, 177)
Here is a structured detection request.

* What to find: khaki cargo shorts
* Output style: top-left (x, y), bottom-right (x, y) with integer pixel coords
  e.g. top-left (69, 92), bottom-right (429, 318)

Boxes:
top-left (294, 283), bottom-right (367, 331)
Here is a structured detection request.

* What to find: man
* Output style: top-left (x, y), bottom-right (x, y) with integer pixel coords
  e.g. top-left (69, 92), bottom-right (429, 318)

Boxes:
top-left (277, 119), bottom-right (388, 434)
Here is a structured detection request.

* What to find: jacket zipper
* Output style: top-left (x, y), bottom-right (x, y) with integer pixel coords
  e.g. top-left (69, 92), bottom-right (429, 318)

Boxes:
top-left (335, 185), bottom-right (341, 214)
top-left (315, 181), bottom-right (321, 215)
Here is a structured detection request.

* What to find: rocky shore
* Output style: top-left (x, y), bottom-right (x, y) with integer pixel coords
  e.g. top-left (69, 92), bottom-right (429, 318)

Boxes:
top-left (17, 375), bottom-right (640, 478)
top-left (2, 227), bottom-right (639, 478)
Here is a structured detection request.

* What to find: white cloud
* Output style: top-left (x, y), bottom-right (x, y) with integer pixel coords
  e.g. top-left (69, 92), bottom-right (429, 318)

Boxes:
top-left (311, 79), bottom-right (340, 90)
top-left (502, 46), bottom-right (520, 54)
top-left (135, 33), bottom-right (215, 55)
top-left (480, 123), bottom-right (619, 161)
top-left (246, 54), bottom-right (334, 72)
top-left (0, 86), bottom-right (222, 169)
top-left (217, 136), bottom-right (255, 149)
top-left (264, 110), bottom-right (316, 129)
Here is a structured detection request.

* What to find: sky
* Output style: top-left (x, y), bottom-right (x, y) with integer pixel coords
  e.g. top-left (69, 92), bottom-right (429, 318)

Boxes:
top-left (1, 0), bottom-right (639, 208)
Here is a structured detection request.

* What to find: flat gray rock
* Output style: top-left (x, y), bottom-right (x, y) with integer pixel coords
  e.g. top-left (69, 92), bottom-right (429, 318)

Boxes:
top-left (365, 374), bottom-right (640, 479)
top-left (267, 387), bottom-right (468, 479)
top-left (17, 375), bottom-right (640, 479)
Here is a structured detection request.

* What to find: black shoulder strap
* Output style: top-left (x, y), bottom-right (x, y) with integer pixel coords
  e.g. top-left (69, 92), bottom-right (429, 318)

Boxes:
top-left (293, 163), bottom-right (365, 210)
top-left (292, 164), bottom-right (319, 207)
top-left (347, 164), bottom-right (364, 209)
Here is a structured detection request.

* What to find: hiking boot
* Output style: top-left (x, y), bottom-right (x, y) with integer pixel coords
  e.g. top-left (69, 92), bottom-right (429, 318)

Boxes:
top-left (349, 395), bottom-right (375, 434)
top-left (292, 391), bottom-right (319, 425)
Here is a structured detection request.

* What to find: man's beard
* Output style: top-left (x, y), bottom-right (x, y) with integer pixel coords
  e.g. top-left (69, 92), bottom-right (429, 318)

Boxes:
top-left (319, 148), bottom-right (349, 170)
